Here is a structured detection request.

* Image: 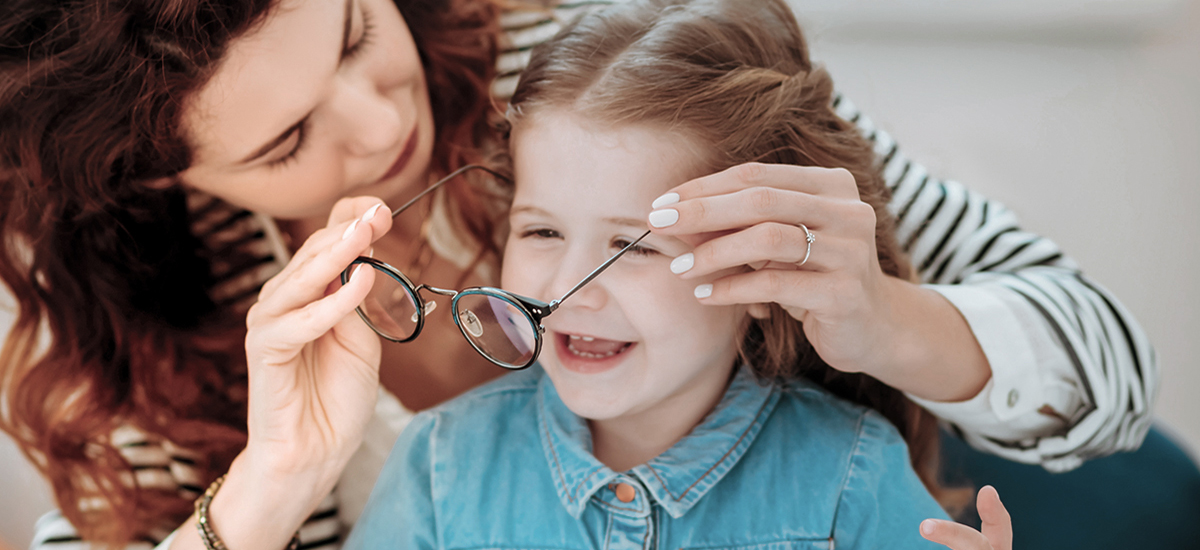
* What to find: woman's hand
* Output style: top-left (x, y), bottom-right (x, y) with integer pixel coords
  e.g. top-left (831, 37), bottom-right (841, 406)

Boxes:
top-left (921, 486), bottom-right (1013, 550)
top-left (243, 197), bottom-right (392, 477)
top-left (648, 163), bottom-right (990, 402)
top-left (183, 197), bottom-right (393, 550)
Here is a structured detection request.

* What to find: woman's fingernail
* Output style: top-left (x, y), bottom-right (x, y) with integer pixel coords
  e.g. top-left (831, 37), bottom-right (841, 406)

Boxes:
top-left (362, 203), bottom-right (384, 222)
top-left (342, 219), bottom-right (359, 240)
top-left (648, 209), bottom-right (679, 228)
top-left (920, 520), bottom-right (936, 536)
top-left (350, 264), bottom-right (362, 281)
top-left (694, 284), bottom-right (713, 299)
top-left (651, 192), bottom-right (679, 209)
top-left (670, 253), bottom-right (694, 274)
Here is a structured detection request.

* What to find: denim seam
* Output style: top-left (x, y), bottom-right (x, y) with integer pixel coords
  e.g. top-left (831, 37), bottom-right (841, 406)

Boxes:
top-left (647, 393), bottom-right (775, 502)
top-left (827, 410), bottom-right (868, 539)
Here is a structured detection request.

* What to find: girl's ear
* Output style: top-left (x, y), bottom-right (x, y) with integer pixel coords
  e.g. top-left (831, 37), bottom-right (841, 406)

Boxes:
top-left (747, 303), bottom-right (771, 319)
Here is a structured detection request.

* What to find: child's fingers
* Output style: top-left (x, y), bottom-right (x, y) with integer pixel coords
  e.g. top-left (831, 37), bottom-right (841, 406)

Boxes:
top-left (976, 486), bottom-right (1013, 550)
top-left (919, 519), bottom-right (994, 550)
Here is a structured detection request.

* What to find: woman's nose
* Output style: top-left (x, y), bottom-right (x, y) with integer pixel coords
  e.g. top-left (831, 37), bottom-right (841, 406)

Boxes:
top-left (331, 76), bottom-right (404, 157)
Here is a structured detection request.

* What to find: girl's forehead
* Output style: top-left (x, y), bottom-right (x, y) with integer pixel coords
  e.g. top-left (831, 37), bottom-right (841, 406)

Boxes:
top-left (510, 109), bottom-right (711, 205)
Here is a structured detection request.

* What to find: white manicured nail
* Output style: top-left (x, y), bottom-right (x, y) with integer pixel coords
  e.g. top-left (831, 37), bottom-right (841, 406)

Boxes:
top-left (362, 203), bottom-right (383, 222)
top-left (648, 209), bottom-right (679, 228)
top-left (694, 284), bottom-right (713, 299)
top-left (342, 219), bottom-right (359, 240)
top-left (651, 192), bottom-right (679, 209)
top-left (670, 253), bottom-right (694, 274)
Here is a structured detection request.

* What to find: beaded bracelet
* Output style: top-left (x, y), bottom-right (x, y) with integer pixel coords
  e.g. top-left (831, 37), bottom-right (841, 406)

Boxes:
top-left (195, 475), bottom-right (301, 550)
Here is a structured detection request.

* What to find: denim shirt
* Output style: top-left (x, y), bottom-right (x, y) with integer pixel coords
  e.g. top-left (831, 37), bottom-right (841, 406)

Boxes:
top-left (345, 365), bottom-right (949, 550)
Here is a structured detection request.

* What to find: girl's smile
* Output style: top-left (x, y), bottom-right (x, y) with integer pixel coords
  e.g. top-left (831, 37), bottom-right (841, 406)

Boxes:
top-left (553, 332), bottom-right (637, 374)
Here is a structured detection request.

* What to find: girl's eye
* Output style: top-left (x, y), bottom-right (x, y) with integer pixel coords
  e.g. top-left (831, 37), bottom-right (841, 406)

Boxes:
top-left (613, 237), bottom-right (657, 256)
top-left (344, 9), bottom-right (375, 61)
top-left (267, 118), bottom-right (310, 169)
top-left (520, 228), bottom-right (562, 240)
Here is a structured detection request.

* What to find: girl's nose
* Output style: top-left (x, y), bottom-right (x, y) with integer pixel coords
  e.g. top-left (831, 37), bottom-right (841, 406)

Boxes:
top-left (545, 253), bottom-right (610, 311)
top-left (331, 76), bottom-right (404, 157)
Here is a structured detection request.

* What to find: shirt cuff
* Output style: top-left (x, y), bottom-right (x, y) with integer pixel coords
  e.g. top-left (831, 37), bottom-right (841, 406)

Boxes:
top-left (917, 283), bottom-right (1045, 420)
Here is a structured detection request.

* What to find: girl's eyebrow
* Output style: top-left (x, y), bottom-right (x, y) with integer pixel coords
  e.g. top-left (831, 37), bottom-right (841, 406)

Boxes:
top-left (238, 0), bottom-right (354, 165)
top-left (510, 205), bottom-right (552, 217)
top-left (603, 216), bottom-right (649, 230)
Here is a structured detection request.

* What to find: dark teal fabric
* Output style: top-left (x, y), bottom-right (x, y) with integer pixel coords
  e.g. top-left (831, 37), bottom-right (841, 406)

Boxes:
top-left (940, 425), bottom-right (1200, 549)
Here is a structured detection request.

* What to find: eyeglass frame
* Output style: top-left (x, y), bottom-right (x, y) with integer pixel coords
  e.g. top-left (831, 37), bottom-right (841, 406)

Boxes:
top-left (339, 163), bottom-right (651, 370)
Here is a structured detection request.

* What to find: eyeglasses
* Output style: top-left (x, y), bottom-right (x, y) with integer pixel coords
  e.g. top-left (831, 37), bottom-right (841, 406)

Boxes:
top-left (339, 164), bottom-right (650, 370)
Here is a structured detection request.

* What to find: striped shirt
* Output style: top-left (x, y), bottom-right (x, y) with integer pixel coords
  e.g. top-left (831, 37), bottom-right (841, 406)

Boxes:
top-left (31, 1), bottom-right (1157, 548)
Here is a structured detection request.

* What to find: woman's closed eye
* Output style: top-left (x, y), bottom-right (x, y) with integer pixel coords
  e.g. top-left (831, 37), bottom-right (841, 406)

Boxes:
top-left (344, 8), bottom-right (375, 61)
top-left (266, 6), bottom-right (375, 170)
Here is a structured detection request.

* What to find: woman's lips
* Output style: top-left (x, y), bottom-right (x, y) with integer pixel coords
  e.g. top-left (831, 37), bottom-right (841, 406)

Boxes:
top-left (552, 332), bottom-right (635, 375)
top-left (377, 127), bottom-right (419, 184)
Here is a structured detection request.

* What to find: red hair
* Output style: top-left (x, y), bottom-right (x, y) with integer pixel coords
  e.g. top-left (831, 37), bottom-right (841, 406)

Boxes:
top-left (0, 0), bottom-right (502, 545)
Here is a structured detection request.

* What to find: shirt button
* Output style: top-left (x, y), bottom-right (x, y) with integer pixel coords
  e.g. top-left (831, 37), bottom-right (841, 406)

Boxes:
top-left (614, 482), bottom-right (636, 503)
top-left (1007, 389), bottom-right (1020, 408)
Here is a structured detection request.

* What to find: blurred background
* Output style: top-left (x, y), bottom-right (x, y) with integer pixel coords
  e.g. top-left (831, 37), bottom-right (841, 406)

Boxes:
top-left (2, 0), bottom-right (1198, 547)
top-left (786, 0), bottom-right (1199, 456)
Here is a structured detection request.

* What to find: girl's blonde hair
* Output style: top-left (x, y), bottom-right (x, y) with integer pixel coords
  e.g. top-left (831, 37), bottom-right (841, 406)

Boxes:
top-left (507, 0), bottom-right (962, 507)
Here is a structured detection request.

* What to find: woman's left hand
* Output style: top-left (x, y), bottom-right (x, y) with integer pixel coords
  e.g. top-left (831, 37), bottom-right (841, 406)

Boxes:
top-left (647, 162), bottom-right (991, 401)
top-left (920, 486), bottom-right (1013, 550)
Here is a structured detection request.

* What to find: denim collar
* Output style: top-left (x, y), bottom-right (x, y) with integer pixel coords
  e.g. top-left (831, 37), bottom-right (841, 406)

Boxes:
top-left (536, 365), bottom-right (780, 519)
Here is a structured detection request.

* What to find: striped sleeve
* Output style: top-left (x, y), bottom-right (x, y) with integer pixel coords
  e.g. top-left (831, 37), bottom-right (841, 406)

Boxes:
top-left (30, 428), bottom-right (345, 550)
top-left (832, 95), bottom-right (1158, 470)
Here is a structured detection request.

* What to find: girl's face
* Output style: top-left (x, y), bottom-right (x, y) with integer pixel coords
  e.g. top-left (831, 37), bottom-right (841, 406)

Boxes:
top-left (504, 109), bottom-right (747, 423)
top-left (179, 0), bottom-right (434, 221)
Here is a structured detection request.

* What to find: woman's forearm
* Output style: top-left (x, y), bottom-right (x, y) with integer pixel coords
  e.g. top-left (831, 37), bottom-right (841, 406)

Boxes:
top-left (870, 276), bottom-right (992, 403)
top-left (168, 450), bottom-right (342, 550)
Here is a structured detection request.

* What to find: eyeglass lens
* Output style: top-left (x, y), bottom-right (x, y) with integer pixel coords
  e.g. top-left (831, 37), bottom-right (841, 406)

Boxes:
top-left (358, 269), bottom-right (422, 342)
top-left (453, 292), bottom-right (538, 368)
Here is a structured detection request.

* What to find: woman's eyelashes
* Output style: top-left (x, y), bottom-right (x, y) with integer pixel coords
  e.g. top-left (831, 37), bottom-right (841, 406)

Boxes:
top-left (267, 118), bottom-right (310, 169)
top-left (344, 8), bottom-right (375, 61)
top-left (267, 8), bottom-right (374, 170)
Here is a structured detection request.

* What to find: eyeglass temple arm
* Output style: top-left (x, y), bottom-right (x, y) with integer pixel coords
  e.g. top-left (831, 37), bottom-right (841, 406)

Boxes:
top-left (390, 164), bottom-right (511, 218)
top-left (547, 229), bottom-right (652, 312)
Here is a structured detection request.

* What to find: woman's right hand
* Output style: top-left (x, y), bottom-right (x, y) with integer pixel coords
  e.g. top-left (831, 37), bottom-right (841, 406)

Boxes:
top-left (175, 198), bottom-right (393, 550)
top-left (242, 197), bottom-right (392, 478)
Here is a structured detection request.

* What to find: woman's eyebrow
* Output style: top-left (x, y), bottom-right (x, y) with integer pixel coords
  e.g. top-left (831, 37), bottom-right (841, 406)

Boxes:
top-left (239, 0), bottom-right (354, 165)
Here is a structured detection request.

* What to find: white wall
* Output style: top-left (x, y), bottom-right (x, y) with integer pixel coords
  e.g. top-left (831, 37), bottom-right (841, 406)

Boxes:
top-left (788, 0), bottom-right (1200, 451)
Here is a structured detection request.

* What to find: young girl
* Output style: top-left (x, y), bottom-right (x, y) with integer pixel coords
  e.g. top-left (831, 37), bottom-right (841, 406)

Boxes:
top-left (346, 0), bottom-right (972, 547)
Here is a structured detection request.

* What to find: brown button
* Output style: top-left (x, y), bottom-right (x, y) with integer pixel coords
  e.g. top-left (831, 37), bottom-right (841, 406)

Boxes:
top-left (614, 482), bottom-right (636, 503)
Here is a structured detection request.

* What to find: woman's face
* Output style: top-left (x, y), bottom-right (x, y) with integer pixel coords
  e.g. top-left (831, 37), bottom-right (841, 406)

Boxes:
top-left (179, 0), bottom-right (434, 221)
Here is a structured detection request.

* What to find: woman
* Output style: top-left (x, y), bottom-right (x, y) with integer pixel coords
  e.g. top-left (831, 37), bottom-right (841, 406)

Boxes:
top-left (0, 0), bottom-right (1152, 549)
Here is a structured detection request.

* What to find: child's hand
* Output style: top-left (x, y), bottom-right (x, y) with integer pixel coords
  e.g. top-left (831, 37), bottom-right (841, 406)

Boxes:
top-left (920, 486), bottom-right (1012, 550)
